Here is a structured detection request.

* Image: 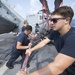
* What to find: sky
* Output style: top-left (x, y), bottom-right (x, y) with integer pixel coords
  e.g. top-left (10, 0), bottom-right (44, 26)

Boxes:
top-left (7, 0), bottom-right (75, 19)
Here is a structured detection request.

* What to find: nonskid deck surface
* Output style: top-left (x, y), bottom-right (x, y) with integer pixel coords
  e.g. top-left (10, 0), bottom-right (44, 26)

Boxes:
top-left (0, 33), bottom-right (58, 75)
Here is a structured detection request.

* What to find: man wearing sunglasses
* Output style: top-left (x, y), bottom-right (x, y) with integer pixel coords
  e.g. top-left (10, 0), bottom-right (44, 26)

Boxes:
top-left (16, 6), bottom-right (75, 75)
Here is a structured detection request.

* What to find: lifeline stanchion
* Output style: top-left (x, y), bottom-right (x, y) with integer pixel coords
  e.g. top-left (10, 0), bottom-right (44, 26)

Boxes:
top-left (21, 37), bottom-right (33, 72)
top-left (21, 53), bottom-right (29, 71)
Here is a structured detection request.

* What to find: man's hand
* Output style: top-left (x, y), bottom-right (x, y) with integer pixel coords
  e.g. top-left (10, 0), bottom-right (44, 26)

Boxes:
top-left (26, 48), bottom-right (32, 56)
top-left (29, 33), bottom-right (37, 40)
top-left (28, 43), bottom-right (32, 48)
top-left (16, 71), bottom-right (27, 75)
top-left (26, 43), bottom-right (32, 56)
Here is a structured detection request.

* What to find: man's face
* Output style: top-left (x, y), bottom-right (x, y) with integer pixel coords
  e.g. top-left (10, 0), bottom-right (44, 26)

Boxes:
top-left (27, 30), bottom-right (32, 35)
top-left (24, 22), bottom-right (28, 26)
top-left (50, 15), bottom-right (66, 31)
top-left (26, 22), bottom-right (28, 25)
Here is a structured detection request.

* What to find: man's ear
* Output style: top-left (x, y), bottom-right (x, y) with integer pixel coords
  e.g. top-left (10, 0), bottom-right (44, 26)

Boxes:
top-left (65, 17), bottom-right (70, 24)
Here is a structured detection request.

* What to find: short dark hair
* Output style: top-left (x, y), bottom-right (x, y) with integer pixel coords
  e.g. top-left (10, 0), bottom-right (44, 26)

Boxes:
top-left (51, 6), bottom-right (74, 23)
top-left (25, 25), bottom-right (32, 31)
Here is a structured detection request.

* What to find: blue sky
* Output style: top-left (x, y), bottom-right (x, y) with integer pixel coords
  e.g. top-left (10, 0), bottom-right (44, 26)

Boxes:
top-left (7, 0), bottom-right (75, 19)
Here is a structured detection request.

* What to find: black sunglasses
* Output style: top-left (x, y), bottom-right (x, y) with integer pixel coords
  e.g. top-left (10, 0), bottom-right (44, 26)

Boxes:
top-left (50, 18), bottom-right (65, 23)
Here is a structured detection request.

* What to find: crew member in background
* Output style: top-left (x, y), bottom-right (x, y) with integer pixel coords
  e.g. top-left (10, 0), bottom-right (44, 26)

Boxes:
top-left (22, 20), bottom-right (29, 32)
top-left (6, 25), bottom-right (32, 69)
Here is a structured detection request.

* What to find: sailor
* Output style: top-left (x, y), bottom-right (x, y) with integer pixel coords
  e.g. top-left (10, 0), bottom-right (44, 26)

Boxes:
top-left (6, 25), bottom-right (32, 69)
top-left (22, 20), bottom-right (29, 32)
top-left (35, 23), bottom-right (40, 34)
top-left (17, 6), bottom-right (75, 75)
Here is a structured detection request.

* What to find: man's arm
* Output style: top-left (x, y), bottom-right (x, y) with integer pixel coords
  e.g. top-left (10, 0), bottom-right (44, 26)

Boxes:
top-left (16, 53), bottom-right (75, 75)
top-left (16, 42), bottom-right (31, 50)
top-left (26, 38), bottom-right (51, 55)
top-left (28, 53), bottom-right (75, 75)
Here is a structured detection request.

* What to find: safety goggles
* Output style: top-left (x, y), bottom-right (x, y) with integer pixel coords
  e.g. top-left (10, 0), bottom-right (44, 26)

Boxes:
top-left (50, 18), bottom-right (65, 23)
